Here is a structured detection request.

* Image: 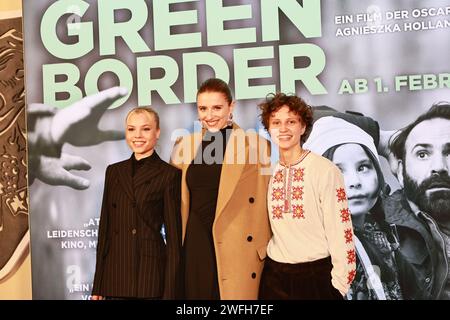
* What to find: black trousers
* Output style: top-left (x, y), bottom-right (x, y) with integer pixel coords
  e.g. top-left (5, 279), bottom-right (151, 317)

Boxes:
top-left (259, 256), bottom-right (344, 300)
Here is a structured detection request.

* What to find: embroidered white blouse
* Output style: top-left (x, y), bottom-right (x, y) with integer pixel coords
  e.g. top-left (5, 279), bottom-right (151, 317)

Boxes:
top-left (266, 151), bottom-right (356, 295)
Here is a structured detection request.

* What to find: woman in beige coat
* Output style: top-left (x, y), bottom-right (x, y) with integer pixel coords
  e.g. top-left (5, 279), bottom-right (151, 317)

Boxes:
top-left (171, 78), bottom-right (271, 299)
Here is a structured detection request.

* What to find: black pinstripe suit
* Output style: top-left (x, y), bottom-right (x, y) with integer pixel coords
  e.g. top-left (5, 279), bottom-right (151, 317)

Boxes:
top-left (92, 152), bottom-right (182, 299)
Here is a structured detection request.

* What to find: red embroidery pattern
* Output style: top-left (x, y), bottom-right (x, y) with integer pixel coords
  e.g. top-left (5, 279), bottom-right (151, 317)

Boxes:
top-left (344, 229), bottom-right (353, 244)
top-left (291, 186), bottom-right (304, 200)
top-left (347, 249), bottom-right (356, 264)
top-left (272, 205), bottom-right (283, 219)
top-left (340, 208), bottom-right (351, 223)
top-left (292, 167), bottom-right (304, 182)
top-left (347, 269), bottom-right (356, 284)
top-left (292, 204), bottom-right (305, 219)
top-left (336, 188), bottom-right (347, 202)
top-left (273, 170), bottom-right (283, 183)
top-left (272, 187), bottom-right (284, 201)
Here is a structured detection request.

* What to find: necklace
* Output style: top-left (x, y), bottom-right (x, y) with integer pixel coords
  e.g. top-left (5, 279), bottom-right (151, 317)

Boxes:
top-left (280, 149), bottom-right (309, 167)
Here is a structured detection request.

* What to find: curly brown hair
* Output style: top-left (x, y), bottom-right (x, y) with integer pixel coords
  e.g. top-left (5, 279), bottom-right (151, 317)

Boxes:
top-left (259, 93), bottom-right (313, 144)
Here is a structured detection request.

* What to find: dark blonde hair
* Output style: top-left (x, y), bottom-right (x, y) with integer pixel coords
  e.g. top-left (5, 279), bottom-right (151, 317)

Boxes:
top-left (126, 107), bottom-right (160, 129)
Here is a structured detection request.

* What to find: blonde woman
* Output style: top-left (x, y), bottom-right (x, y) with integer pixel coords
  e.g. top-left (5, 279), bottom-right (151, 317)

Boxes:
top-left (92, 107), bottom-right (182, 300)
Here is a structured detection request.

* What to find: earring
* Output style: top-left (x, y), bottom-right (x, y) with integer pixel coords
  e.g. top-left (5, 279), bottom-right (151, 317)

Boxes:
top-left (227, 113), bottom-right (233, 127)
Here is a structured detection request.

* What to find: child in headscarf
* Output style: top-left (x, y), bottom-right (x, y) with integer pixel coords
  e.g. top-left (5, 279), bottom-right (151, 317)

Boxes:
top-left (304, 116), bottom-right (412, 300)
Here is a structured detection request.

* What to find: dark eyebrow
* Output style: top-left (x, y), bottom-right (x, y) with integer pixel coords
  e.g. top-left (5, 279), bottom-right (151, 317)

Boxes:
top-left (357, 161), bottom-right (374, 170)
top-left (198, 104), bottom-right (223, 108)
top-left (412, 143), bottom-right (432, 150)
top-left (443, 143), bottom-right (450, 153)
top-left (334, 158), bottom-right (372, 168)
top-left (356, 158), bottom-right (372, 165)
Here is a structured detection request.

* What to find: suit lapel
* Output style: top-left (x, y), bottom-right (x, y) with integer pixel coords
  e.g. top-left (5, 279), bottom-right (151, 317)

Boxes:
top-left (116, 156), bottom-right (134, 201)
top-left (134, 152), bottom-right (164, 187)
top-left (215, 125), bottom-right (247, 219)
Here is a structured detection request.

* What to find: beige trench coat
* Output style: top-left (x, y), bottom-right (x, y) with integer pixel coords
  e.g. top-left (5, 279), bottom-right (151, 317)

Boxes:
top-left (171, 123), bottom-right (272, 299)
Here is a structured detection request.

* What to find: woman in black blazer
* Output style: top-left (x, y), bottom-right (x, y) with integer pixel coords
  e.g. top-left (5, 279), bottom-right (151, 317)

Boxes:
top-left (92, 107), bottom-right (182, 299)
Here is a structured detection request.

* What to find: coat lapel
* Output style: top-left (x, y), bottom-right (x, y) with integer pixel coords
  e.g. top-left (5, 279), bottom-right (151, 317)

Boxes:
top-left (215, 125), bottom-right (247, 219)
top-left (116, 156), bottom-right (134, 201)
top-left (178, 126), bottom-right (247, 240)
top-left (179, 131), bottom-right (202, 242)
top-left (116, 153), bottom-right (165, 200)
top-left (134, 152), bottom-right (164, 187)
